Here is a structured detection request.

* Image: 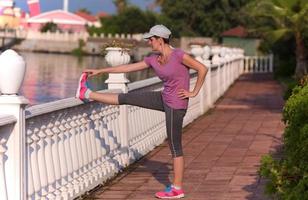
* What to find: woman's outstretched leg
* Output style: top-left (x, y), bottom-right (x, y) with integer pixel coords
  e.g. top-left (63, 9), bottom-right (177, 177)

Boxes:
top-left (89, 92), bottom-right (119, 105)
top-left (76, 73), bottom-right (164, 110)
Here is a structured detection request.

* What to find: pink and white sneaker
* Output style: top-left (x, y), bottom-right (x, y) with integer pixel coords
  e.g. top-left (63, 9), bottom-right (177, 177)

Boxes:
top-left (76, 72), bottom-right (90, 102)
top-left (155, 185), bottom-right (185, 199)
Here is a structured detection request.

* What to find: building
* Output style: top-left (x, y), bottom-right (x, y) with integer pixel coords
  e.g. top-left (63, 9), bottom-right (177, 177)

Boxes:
top-left (75, 11), bottom-right (100, 27)
top-left (0, 0), bottom-right (22, 28)
top-left (25, 9), bottom-right (89, 32)
top-left (221, 26), bottom-right (261, 56)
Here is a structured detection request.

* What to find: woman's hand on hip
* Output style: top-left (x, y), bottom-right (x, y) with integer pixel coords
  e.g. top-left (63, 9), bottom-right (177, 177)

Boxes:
top-left (177, 89), bottom-right (196, 99)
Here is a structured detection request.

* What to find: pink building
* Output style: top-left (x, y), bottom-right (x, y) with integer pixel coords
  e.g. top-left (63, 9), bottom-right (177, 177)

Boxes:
top-left (25, 10), bottom-right (89, 32)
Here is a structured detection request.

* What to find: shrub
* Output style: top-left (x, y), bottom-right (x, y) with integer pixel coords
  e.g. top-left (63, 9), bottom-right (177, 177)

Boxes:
top-left (260, 82), bottom-right (308, 199)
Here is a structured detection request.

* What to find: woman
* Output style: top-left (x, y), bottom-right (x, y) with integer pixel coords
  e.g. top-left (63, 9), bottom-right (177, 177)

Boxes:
top-left (76, 24), bottom-right (207, 199)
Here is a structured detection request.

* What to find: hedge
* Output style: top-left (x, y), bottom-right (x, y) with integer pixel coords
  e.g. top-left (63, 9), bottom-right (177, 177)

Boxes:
top-left (260, 77), bottom-right (308, 200)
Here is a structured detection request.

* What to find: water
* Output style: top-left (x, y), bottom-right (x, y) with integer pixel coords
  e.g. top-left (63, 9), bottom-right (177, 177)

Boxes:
top-left (19, 52), bottom-right (154, 105)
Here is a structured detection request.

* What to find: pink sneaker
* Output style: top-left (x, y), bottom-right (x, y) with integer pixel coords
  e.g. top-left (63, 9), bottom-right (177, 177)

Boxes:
top-left (155, 185), bottom-right (185, 199)
top-left (76, 72), bottom-right (89, 102)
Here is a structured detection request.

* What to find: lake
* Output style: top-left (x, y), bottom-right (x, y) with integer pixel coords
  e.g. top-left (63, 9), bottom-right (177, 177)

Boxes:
top-left (19, 52), bottom-right (154, 105)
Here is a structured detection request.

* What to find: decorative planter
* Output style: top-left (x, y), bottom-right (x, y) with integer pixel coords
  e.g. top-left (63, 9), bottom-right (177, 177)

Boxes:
top-left (104, 47), bottom-right (131, 90)
top-left (190, 45), bottom-right (204, 62)
top-left (211, 46), bottom-right (221, 65)
top-left (202, 45), bottom-right (211, 60)
top-left (105, 47), bottom-right (131, 67)
top-left (0, 49), bottom-right (26, 95)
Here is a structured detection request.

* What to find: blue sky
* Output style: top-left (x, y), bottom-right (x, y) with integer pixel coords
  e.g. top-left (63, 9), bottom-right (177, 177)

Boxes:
top-left (14, 0), bottom-right (154, 14)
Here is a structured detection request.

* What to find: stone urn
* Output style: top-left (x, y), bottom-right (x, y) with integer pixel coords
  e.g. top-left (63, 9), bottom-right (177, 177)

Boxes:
top-left (0, 49), bottom-right (26, 95)
top-left (202, 45), bottom-right (211, 60)
top-left (105, 47), bottom-right (131, 67)
top-left (104, 47), bottom-right (131, 90)
top-left (190, 45), bottom-right (204, 62)
top-left (211, 46), bottom-right (221, 65)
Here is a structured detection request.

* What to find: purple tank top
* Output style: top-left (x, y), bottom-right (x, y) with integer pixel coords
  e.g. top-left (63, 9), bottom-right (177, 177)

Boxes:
top-left (144, 48), bottom-right (189, 109)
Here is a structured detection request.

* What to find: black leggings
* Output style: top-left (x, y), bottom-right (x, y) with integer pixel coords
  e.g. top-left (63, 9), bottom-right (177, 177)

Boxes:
top-left (118, 91), bottom-right (186, 157)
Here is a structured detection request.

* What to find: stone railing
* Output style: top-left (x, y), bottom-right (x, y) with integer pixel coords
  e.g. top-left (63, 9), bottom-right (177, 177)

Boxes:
top-left (0, 45), bottom-right (273, 199)
top-left (0, 29), bottom-right (144, 42)
top-left (0, 29), bottom-right (143, 42)
top-left (244, 55), bottom-right (273, 73)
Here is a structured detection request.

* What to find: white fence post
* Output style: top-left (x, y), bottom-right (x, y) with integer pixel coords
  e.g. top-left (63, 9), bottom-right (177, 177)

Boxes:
top-left (190, 45), bottom-right (206, 113)
top-left (212, 46), bottom-right (222, 97)
top-left (0, 97), bottom-right (28, 200)
top-left (0, 50), bottom-right (29, 200)
top-left (203, 46), bottom-right (212, 109)
top-left (104, 48), bottom-right (130, 166)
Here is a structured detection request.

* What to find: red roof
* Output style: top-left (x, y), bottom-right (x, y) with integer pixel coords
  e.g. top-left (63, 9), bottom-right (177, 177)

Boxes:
top-left (75, 11), bottom-right (97, 22)
top-left (221, 26), bottom-right (248, 38)
top-left (96, 12), bottom-right (110, 18)
top-left (27, 10), bottom-right (88, 25)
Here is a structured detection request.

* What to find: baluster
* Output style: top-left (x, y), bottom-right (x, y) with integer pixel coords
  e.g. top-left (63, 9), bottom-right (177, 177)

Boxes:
top-left (127, 107), bottom-right (132, 146)
top-left (106, 109), bottom-right (116, 171)
top-left (51, 124), bottom-right (62, 199)
top-left (84, 120), bottom-right (95, 183)
top-left (145, 109), bottom-right (151, 137)
top-left (60, 121), bottom-right (74, 197)
top-left (80, 114), bottom-right (91, 186)
top-left (259, 56), bottom-right (264, 73)
top-left (244, 57), bottom-right (248, 73)
top-left (106, 109), bottom-right (115, 153)
top-left (101, 110), bottom-right (112, 174)
top-left (57, 123), bottom-right (69, 199)
top-left (88, 111), bottom-right (99, 181)
top-left (44, 124), bottom-right (57, 199)
top-left (110, 108), bottom-right (121, 167)
top-left (251, 57), bottom-right (254, 72)
top-left (115, 107), bottom-right (125, 166)
top-left (0, 139), bottom-right (8, 200)
top-left (269, 54), bottom-right (274, 72)
top-left (26, 134), bottom-right (34, 200)
top-left (255, 57), bottom-right (258, 72)
top-left (97, 119), bottom-right (107, 177)
top-left (94, 116), bottom-right (103, 178)
top-left (30, 129), bottom-right (42, 199)
top-left (131, 107), bottom-right (137, 145)
top-left (74, 115), bottom-right (86, 190)
top-left (37, 126), bottom-right (49, 198)
top-left (111, 108), bottom-right (120, 150)
top-left (67, 117), bottom-right (81, 194)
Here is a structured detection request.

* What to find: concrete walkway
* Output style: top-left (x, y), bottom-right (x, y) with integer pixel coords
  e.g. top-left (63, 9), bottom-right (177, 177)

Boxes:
top-left (85, 74), bottom-right (285, 200)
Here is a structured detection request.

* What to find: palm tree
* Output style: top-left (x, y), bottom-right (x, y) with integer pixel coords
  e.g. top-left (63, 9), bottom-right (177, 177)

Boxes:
top-left (113, 0), bottom-right (128, 13)
top-left (247, 0), bottom-right (308, 77)
top-left (147, 0), bottom-right (164, 10)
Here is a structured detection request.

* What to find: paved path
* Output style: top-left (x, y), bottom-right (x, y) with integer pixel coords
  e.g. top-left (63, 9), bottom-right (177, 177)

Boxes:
top-left (85, 74), bottom-right (285, 200)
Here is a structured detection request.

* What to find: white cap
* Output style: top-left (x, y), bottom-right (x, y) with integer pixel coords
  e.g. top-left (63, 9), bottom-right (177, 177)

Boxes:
top-left (143, 24), bottom-right (171, 39)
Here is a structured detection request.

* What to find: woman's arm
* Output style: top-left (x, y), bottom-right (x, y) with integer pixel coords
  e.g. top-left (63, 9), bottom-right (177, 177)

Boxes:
top-left (83, 61), bottom-right (149, 77)
top-left (178, 54), bottom-right (208, 99)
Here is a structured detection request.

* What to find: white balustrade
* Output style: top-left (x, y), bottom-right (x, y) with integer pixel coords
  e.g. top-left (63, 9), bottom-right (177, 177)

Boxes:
top-left (0, 46), bottom-right (274, 199)
top-left (243, 54), bottom-right (273, 73)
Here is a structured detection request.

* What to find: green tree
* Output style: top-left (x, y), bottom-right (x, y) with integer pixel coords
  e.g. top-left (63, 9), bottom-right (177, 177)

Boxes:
top-left (77, 8), bottom-right (91, 14)
top-left (246, 0), bottom-right (308, 78)
top-left (159, 0), bottom-right (252, 38)
top-left (100, 6), bottom-right (157, 34)
top-left (40, 22), bottom-right (59, 33)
